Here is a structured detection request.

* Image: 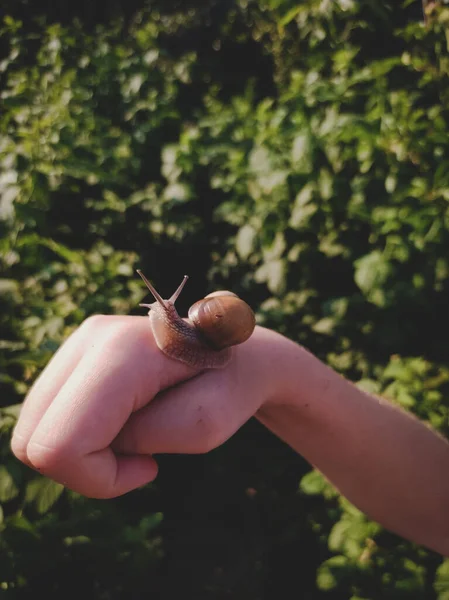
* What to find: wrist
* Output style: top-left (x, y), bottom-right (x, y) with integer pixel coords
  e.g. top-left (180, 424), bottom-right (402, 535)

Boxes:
top-left (253, 330), bottom-right (349, 448)
top-left (255, 330), bottom-right (334, 409)
top-left (234, 326), bottom-right (343, 430)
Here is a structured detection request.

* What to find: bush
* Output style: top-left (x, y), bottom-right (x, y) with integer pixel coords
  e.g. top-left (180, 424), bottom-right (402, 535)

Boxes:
top-left (1, 1), bottom-right (449, 598)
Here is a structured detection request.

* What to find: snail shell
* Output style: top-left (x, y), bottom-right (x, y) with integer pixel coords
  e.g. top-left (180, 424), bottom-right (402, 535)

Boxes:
top-left (137, 270), bottom-right (256, 369)
top-left (188, 292), bottom-right (256, 351)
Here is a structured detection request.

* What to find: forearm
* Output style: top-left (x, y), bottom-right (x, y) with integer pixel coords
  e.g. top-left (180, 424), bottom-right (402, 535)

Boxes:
top-left (257, 336), bottom-right (449, 556)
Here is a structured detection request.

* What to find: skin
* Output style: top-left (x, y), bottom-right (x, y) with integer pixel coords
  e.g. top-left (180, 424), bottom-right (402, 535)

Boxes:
top-left (11, 315), bottom-right (449, 556)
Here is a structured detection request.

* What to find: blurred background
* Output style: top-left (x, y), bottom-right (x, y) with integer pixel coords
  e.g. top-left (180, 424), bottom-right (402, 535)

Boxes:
top-left (1, 0), bottom-right (449, 597)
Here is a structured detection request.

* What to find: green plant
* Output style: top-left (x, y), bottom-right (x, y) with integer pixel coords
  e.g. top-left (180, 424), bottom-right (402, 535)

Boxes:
top-left (1, 1), bottom-right (448, 597)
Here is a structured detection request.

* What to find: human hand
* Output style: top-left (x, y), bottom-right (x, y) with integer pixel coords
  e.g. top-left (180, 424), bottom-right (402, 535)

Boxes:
top-left (11, 316), bottom-right (286, 498)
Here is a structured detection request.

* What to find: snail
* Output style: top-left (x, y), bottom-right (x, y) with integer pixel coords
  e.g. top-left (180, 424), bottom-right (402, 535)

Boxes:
top-left (137, 270), bottom-right (256, 369)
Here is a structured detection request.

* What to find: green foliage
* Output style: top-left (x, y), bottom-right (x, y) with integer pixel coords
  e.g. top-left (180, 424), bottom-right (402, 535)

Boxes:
top-left (1, 0), bottom-right (449, 597)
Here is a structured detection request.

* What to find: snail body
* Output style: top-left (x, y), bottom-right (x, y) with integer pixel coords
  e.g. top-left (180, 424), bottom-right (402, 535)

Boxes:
top-left (137, 270), bottom-right (256, 369)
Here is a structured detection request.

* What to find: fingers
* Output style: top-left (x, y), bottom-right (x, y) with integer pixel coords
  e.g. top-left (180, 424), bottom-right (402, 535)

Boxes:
top-left (12, 316), bottom-right (199, 497)
top-left (114, 328), bottom-right (279, 456)
top-left (26, 441), bottom-right (159, 499)
top-left (12, 316), bottom-right (137, 464)
top-left (11, 316), bottom-right (100, 466)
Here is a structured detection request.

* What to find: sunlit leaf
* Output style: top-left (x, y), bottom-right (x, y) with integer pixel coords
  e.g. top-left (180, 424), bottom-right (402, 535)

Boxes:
top-left (25, 477), bottom-right (65, 514)
top-left (0, 466), bottom-right (19, 502)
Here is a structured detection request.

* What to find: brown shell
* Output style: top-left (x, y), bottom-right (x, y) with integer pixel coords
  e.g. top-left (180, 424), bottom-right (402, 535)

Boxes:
top-left (188, 295), bottom-right (256, 351)
top-left (204, 290), bottom-right (238, 299)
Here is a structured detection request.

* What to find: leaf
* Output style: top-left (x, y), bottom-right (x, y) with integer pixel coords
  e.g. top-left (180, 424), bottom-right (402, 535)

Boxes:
top-left (249, 145), bottom-right (272, 176)
top-left (254, 259), bottom-right (286, 294)
top-left (435, 559), bottom-right (449, 598)
top-left (356, 379), bottom-right (381, 395)
top-left (354, 251), bottom-right (392, 306)
top-left (328, 520), bottom-right (352, 552)
top-left (25, 477), bottom-right (64, 514)
top-left (385, 174), bottom-right (397, 193)
top-left (258, 170), bottom-right (288, 194)
top-left (289, 184), bottom-right (316, 229)
top-left (0, 465), bottom-right (19, 503)
top-left (318, 168), bottom-right (333, 200)
top-left (139, 512), bottom-right (163, 533)
top-left (316, 556), bottom-right (349, 591)
top-left (163, 182), bottom-right (191, 202)
top-left (0, 279), bottom-right (20, 299)
top-left (291, 133), bottom-right (313, 173)
top-left (395, 387), bottom-right (416, 408)
top-left (337, 0), bottom-right (355, 11)
top-left (0, 185), bottom-right (19, 220)
top-left (279, 6), bottom-right (302, 27)
top-left (236, 224), bottom-right (257, 260)
top-left (6, 514), bottom-right (39, 538)
top-left (263, 231), bottom-right (286, 261)
top-left (18, 235), bottom-right (83, 264)
top-left (312, 317), bottom-right (335, 335)
top-left (299, 470), bottom-right (327, 495)
top-left (0, 404), bottom-right (22, 430)
top-left (64, 535), bottom-right (91, 546)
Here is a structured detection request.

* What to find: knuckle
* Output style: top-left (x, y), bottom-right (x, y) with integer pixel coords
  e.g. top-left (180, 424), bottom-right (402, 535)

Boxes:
top-left (79, 315), bottom-right (153, 359)
top-left (79, 314), bottom-right (108, 335)
top-left (99, 322), bottom-right (154, 363)
top-left (10, 430), bottom-right (29, 465)
top-left (79, 316), bottom-right (139, 354)
top-left (26, 439), bottom-right (71, 476)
